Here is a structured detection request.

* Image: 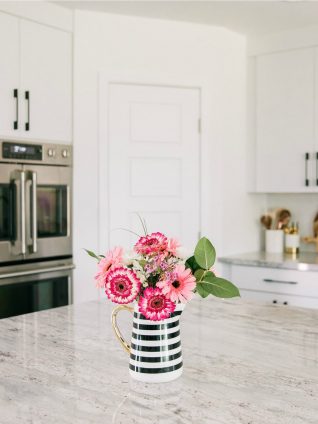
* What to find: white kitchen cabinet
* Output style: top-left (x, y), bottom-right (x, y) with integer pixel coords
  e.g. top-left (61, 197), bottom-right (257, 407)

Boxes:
top-left (0, 12), bottom-right (19, 135)
top-left (0, 13), bottom-right (72, 143)
top-left (230, 264), bottom-right (318, 309)
top-left (256, 48), bottom-right (317, 192)
top-left (20, 20), bottom-right (72, 142)
top-left (239, 289), bottom-right (318, 309)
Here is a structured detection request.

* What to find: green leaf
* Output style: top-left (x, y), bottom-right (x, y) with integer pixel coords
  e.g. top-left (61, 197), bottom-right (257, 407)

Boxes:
top-left (197, 271), bottom-right (240, 298)
top-left (84, 249), bottom-right (101, 261)
top-left (185, 256), bottom-right (201, 273)
top-left (139, 259), bottom-right (147, 268)
top-left (196, 283), bottom-right (210, 298)
top-left (194, 237), bottom-right (216, 270)
top-left (194, 269), bottom-right (205, 282)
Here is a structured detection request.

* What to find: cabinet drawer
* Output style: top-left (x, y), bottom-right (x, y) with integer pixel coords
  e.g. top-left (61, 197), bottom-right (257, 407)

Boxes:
top-left (240, 289), bottom-right (318, 309)
top-left (231, 265), bottom-right (318, 298)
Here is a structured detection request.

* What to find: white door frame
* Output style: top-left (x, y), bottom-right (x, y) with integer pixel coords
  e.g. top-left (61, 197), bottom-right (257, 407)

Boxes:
top-left (98, 72), bottom-right (215, 253)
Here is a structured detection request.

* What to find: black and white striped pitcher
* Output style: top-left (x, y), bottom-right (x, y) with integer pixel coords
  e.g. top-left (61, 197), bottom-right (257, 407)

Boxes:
top-left (111, 303), bottom-right (184, 383)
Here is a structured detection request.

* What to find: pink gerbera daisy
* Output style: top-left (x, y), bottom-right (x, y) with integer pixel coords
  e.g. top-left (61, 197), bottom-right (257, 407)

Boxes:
top-left (167, 238), bottom-right (180, 256)
top-left (138, 287), bottom-right (176, 321)
top-left (94, 246), bottom-right (124, 288)
top-left (105, 266), bottom-right (141, 304)
top-left (157, 263), bottom-right (196, 303)
top-left (134, 232), bottom-right (168, 255)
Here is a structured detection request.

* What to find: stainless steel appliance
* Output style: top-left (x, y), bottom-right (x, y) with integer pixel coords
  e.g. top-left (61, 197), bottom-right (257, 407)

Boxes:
top-left (0, 140), bottom-right (73, 318)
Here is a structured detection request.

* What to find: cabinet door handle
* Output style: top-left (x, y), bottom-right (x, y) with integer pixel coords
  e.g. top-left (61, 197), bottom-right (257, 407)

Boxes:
top-left (263, 278), bottom-right (298, 285)
top-left (25, 90), bottom-right (30, 131)
top-left (13, 89), bottom-right (18, 130)
top-left (316, 152), bottom-right (318, 186)
top-left (305, 152), bottom-right (309, 186)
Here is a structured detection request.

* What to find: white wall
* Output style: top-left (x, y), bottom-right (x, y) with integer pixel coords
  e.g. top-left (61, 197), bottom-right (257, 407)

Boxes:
top-left (266, 194), bottom-right (318, 252)
top-left (73, 11), bottom-right (264, 303)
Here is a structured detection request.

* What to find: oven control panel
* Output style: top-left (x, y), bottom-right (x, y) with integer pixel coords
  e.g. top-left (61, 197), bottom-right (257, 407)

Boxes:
top-left (0, 141), bottom-right (72, 166)
top-left (3, 142), bottom-right (42, 161)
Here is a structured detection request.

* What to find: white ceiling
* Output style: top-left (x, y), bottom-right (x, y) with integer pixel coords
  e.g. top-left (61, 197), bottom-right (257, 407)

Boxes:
top-left (54, 1), bottom-right (318, 37)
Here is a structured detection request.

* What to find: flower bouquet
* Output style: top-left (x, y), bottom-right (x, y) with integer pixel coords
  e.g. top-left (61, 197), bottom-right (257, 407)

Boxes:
top-left (87, 231), bottom-right (239, 382)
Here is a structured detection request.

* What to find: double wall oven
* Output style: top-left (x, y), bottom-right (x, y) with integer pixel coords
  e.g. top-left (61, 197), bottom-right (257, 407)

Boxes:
top-left (0, 140), bottom-right (74, 319)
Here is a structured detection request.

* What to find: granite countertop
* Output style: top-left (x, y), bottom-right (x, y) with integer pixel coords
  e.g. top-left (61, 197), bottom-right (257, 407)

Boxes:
top-left (219, 251), bottom-right (318, 271)
top-left (1, 299), bottom-right (318, 424)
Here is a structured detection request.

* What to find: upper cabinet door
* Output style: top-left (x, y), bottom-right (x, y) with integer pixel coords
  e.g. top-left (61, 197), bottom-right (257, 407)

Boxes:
top-left (20, 20), bottom-right (72, 143)
top-left (0, 12), bottom-right (19, 135)
top-left (256, 48), bottom-right (315, 192)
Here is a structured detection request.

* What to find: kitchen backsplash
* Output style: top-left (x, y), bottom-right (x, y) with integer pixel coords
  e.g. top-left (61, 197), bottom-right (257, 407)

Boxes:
top-left (266, 194), bottom-right (318, 253)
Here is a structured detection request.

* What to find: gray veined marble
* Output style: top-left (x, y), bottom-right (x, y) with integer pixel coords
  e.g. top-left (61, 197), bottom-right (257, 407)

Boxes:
top-left (0, 298), bottom-right (318, 424)
top-left (219, 251), bottom-right (318, 271)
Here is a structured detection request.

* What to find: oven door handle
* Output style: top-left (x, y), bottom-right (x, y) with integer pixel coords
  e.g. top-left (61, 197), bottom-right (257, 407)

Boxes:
top-left (30, 171), bottom-right (37, 253)
top-left (0, 264), bottom-right (75, 280)
top-left (20, 170), bottom-right (26, 255)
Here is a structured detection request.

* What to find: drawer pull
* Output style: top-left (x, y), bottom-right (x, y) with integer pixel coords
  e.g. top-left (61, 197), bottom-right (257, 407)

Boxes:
top-left (283, 301), bottom-right (288, 305)
top-left (263, 278), bottom-right (298, 285)
top-left (272, 300), bottom-right (277, 304)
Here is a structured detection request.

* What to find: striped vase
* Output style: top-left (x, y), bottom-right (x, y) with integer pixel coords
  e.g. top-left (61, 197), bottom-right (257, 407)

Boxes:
top-left (112, 303), bottom-right (184, 383)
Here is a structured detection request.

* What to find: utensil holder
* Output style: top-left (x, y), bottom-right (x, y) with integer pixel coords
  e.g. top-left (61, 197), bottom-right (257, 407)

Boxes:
top-left (265, 230), bottom-right (284, 253)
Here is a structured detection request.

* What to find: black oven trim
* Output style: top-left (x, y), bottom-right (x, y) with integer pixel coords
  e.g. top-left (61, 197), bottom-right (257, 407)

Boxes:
top-left (0, 254), bottom-right (72, 268)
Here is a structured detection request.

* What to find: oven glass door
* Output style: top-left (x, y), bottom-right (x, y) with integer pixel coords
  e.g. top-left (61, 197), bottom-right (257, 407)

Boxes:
top-left (34, 185), bottom-right (67, 238)
top-left (0, 273), bottom-right (70, 319)
top-left (0, 164), bottom-right (23, 261)
top-left (25, 165), bottom-right (72, 259)
top-left (0, 183), bottom-right (16, 242)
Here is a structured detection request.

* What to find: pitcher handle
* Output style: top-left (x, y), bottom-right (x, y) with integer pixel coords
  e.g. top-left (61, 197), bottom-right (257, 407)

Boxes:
top-left (111, 305), bottom-right (134, 354)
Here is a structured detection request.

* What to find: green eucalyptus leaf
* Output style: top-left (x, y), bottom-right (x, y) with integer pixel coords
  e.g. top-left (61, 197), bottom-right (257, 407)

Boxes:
top-left (185, 256), bottom-right (201, 273)
top-left (194, 269), bottom-right (205, 282)
top-left (196, 283), bottom-right (210, 298)
top-left (84, 249), bottom-right (101, 261)
top-left (194, 237), bottom-right (216, 270)
top-left (198, 272), bottom-right (240, 298)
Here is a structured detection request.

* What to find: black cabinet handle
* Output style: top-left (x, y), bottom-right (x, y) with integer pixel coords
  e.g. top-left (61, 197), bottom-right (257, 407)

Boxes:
top-left (25, 91), bottom-right (30, 131)
top-left (13, 89), bottom-right (18, 130)
top-left (283, 301), bottom-right (288, 306)
top-left (316, 152), bottom-right (318, 186)
top-left (263, 278), bottom-right (297, 285)
top-left (305, 152), bottom-right (309, 186)
top-left (272, 300), bottom-right (277, 304)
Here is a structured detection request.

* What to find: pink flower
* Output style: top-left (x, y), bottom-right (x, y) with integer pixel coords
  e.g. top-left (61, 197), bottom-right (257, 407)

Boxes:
top-left (134, 232), bottom-right (168, 255)
top-left (138, 287), bottom-right (176, 321)
top-left (157, 263), bottom-right (196, 303)
top-left (167, 238), bottom-right (180, 256)
top-left (94, 247), bottom-right (124, 288)
top-left (105, 266), bottom-right (141, 304)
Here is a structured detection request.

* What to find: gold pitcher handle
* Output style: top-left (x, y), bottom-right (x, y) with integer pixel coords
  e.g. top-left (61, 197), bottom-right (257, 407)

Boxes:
top-left (111, 305), bottom-right (134, 354)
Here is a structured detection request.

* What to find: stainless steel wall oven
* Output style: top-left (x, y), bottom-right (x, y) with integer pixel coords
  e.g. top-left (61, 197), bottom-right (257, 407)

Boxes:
top-left (0, 140), bottom-right (73, 319)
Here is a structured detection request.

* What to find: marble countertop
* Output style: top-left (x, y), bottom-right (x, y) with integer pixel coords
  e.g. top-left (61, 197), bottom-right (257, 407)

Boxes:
top-left (1, 298), bottom-right (318, 424)
top-left (219, 251), bottom-right (318, 271)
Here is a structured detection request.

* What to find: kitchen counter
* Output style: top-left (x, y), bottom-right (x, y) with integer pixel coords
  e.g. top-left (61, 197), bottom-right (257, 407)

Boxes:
top-left (0, 299), bottom-right (317, 424)
top-left (219, 251), bottom-right (318, 271)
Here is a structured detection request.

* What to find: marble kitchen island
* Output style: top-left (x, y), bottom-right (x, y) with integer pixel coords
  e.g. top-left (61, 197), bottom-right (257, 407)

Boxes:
top-left (0, 298), bottom-right (317, 424)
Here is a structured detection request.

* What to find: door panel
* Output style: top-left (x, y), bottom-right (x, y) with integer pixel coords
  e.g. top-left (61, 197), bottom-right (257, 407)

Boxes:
top-left (256, 48), bottom-right (315, 192)
top-left (108, 84), bottom-right (200, 251)
top-left (20, 19), bottom-right (72, 142)
top-left (0, 12), bottom-right (19, 135)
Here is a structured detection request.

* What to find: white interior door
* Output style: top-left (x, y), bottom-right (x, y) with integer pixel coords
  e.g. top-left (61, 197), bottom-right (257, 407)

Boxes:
top-left (0, 12), bottom-right (19, 135)
top-left (107, 83), bottom-right (200, 252)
